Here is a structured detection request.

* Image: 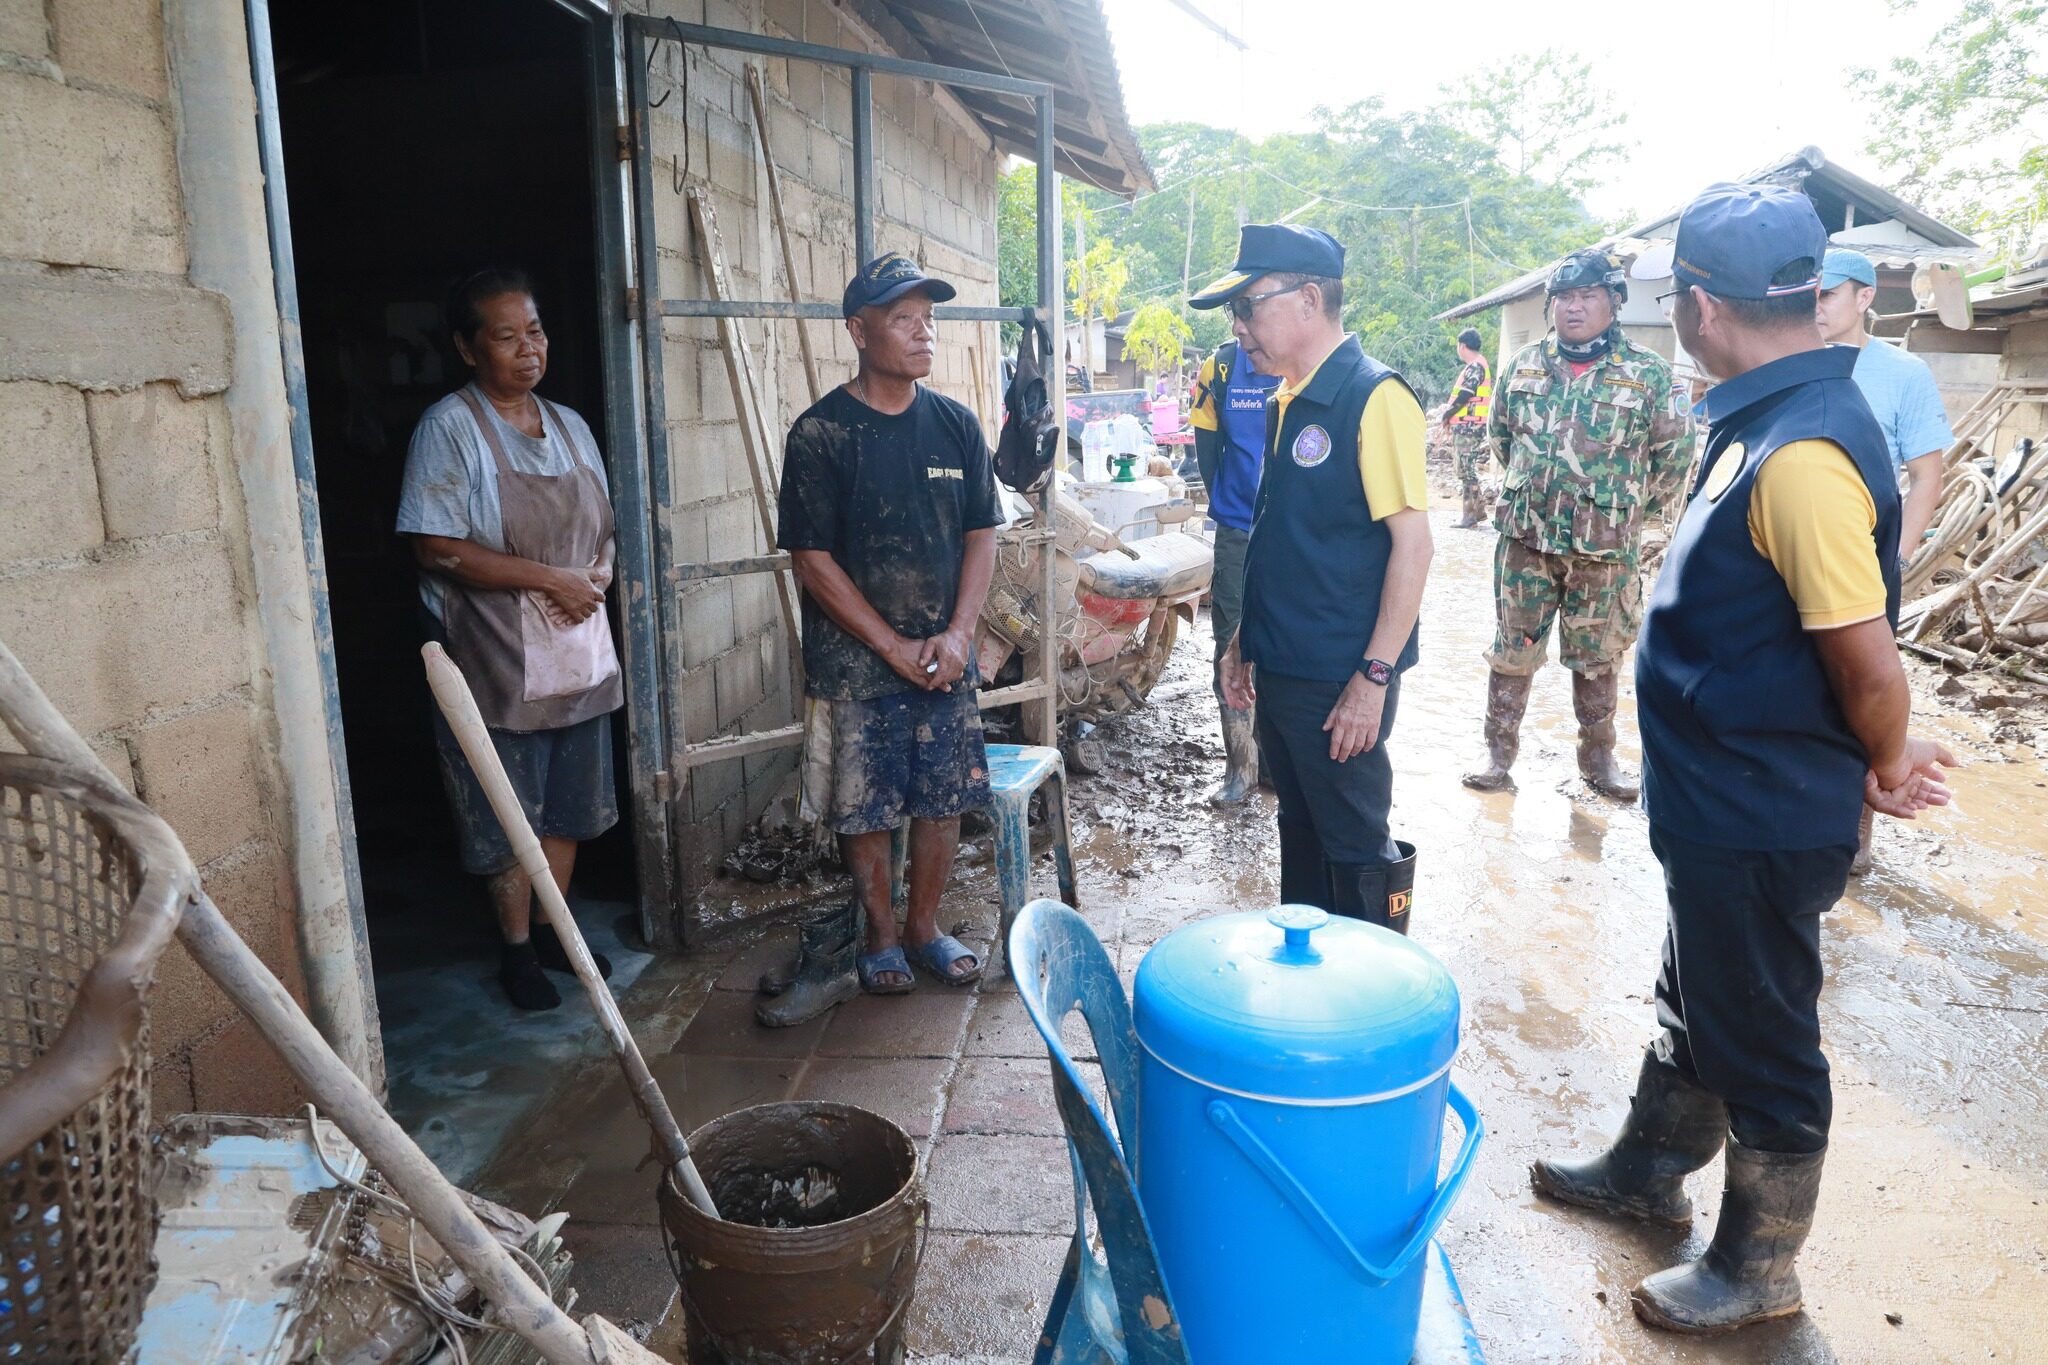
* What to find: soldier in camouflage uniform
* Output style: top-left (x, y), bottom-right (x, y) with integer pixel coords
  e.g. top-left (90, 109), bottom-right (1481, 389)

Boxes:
top-left (1462, 249), bottom-right (1695, 801)
top-left (1442, 327), bottom-right (1494, 528)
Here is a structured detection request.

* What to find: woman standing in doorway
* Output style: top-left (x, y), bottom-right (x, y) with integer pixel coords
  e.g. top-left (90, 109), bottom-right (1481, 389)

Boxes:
top-left (397, 269), bottom-right (623, 1011)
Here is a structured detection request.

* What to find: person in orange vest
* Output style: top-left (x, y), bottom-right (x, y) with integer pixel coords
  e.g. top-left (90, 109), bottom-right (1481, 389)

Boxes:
top-left (1441, 327), bottom-right (1493, 528)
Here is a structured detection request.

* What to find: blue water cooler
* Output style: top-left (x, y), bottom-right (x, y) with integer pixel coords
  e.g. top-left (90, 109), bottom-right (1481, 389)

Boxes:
top-left (1134, 906), bottom-right (1482, 1364)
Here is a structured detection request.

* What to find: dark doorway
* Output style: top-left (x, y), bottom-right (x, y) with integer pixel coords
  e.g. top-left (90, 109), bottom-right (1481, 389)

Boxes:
top-left (266, 0), bottom-right (639, 1090)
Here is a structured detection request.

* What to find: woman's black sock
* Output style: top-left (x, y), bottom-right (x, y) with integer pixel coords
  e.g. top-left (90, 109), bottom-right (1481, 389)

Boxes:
top-left (500, 939), bottom-right (562, 1011)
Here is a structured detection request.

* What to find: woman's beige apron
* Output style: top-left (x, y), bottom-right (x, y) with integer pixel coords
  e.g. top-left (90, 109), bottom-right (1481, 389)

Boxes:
top-left (442, 387), bottom-right (623, 731)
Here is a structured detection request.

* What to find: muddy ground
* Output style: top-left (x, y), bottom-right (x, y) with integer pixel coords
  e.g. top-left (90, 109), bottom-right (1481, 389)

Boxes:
top-left (481, 503), bottom-right (2048, 1364)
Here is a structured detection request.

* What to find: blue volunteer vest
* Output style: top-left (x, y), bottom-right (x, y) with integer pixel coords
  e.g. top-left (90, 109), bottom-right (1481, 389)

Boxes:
top-left (1637, 345), bottom-right (1901, 851)
top-left (1241, 336), bottom-right (1421, 682)
top-left (1210, 342), bottom-right (1280, 532)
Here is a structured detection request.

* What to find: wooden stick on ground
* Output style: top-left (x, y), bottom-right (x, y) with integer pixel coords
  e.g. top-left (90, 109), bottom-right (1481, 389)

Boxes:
top-left (423, 643), bottom-right (719, 1220)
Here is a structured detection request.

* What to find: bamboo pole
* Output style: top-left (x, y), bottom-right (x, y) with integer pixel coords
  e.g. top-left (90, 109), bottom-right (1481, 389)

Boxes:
top-left (744, 63), bottom-right (821, 407)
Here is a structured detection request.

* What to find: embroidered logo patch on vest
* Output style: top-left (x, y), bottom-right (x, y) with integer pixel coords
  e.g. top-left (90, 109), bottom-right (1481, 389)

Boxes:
top-left (1701, 442), bottom-right (1746, 502)
top-left (1292, 424), bottom-right (1332, 467)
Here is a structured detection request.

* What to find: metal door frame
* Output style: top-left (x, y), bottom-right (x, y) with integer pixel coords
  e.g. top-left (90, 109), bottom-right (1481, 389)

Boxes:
top-left (622, 17), bottom-right (1065, 936)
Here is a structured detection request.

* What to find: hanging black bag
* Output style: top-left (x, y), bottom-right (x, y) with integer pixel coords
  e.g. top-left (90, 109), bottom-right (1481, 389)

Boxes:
top-left (994, 318), bottom-right (1060, 493)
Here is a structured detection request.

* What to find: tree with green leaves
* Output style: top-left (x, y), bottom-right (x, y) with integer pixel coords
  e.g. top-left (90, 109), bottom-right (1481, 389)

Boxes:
top-left (1445, 50), bottom-right (1633, 199)
top-left (1120, 302), bottom-right (1194, 383)
top-left (1857, 0), bottom-right (2047, 266)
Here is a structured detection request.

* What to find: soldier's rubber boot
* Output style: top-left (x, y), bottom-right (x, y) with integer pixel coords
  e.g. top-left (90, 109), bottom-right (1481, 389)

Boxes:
top-left (1850, 806), bottom-right (1874, 876)
top-left (1331, 841), bottom-right (1418, 934)
top-left (1631, 1140), bottom-right (1826, 1334)
top-left (1207, 703), bottom-right (1259, 807)
top-left (1530, 1047), bottom-right (1728, 1227)
top-left (1574, 671), bottom-right (1641, 802)
top-left (1461, 670), bottom-right (1532, 792)
top-left (1277, 819), bottom-right (1332, 911)
top-left (1454, 482), bottom-right (1484, 529)
top-left (755, 900), bottom-right (859, 1027)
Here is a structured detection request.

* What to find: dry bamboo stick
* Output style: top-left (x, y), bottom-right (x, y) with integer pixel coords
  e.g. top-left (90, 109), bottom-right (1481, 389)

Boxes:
top-left (744, 64), bottom-right (821, 408)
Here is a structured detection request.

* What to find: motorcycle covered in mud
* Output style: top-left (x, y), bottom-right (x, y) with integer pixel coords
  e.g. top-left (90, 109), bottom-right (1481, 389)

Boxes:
top-left (977, 474), bottom-right (1213, 774)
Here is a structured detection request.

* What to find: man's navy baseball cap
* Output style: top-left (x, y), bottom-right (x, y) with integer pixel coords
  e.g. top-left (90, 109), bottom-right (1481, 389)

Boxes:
top-left (843, 252), bottom-right (957, 318)
top-left (1189, 224), bottom-right (1346, 309)
top-left (1631, 182), bottom-right (1827, 300)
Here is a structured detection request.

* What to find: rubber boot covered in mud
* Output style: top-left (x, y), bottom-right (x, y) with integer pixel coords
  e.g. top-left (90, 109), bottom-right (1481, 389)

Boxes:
top-left (1462, 670), bottom-right (1532, 792)
top-left (1208, 702), bottom-right (1260, 807)
top-left (1454, 482), bottom-right (1487, 529)
top-left (1530, 1046), bottom-right (1728, 1226)
top-left (756, 900), bottom-right (859, 1028)
top-left (1574, 670), bottom-right (1640, 802)
top-left (1631, 1139), bottom-right (1825, 1334)
top-left (1329, 840), bottom-right (1417, 934)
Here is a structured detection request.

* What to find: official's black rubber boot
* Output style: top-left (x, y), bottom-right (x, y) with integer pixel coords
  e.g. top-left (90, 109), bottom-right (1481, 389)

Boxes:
top-left (1276, 819), bottom-right (1331, 911)
top-left (1207, 703), bottom-right (1260, 807)
top-left (499, 939), bottom-right (562, 1012)
top-left (1574, 671), bottom-right (1641, 802)
top-left (1530, 1048), bottom-right (1727, 1227)
top-left (1632, 1140), bottom-right (1825, 1334)
top-left (531, 921), bottom-right (612, 981)
top-left (1384, 840), bottom-right (1416, 936)
top-left (1328, 860), bottom-right (1390, 927)
top-left (755, 900), bottom-right (859, 1028)
top-left (1462, 670), bottom-right (1532, 792)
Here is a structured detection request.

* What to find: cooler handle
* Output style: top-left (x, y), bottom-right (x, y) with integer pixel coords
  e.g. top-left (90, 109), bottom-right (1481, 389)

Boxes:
top-left (1205, 1081), bottom-right (1484, 1286)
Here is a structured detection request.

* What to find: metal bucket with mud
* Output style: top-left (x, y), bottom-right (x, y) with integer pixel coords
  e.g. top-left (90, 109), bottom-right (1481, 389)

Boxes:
top-left (658, 1101), bottom-right (927, 1365)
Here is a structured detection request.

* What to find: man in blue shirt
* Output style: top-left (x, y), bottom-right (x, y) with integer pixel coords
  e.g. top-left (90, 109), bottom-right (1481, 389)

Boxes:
top-left (1189, 333), bottom-right (1280, 805)
top-left (1815, 247), bottom-right (1956, 877)
top-left (1815, 248), bottom-right (1954, 562)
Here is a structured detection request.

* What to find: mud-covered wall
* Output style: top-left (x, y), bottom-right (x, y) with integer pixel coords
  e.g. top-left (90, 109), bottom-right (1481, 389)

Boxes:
top-left (0, 0), bottom-right (318, 1113)
top-left (1995, 318), bottom-right (2048, 453)
top-left (635, 0), bottom-right (1004, 895)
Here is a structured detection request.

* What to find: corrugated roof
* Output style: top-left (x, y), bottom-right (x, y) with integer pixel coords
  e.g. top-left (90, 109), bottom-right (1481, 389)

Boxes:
top-left (1435, 146), bottom-right (1977, 321)
top-left (856, 0), bottom-right (1154, 195)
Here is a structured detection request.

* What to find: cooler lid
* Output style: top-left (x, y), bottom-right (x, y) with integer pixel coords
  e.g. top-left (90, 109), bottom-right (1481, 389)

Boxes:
top-left (1133, 907), bottom-right (1461, 1103)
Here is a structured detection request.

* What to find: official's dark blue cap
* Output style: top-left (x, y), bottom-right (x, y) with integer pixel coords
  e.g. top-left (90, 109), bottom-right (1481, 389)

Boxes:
top-left (1189, 224), bottom-right (1346, 309)
top-left (843, 252), bottom-right (957, 318)
top-left (1631, 182), bottom-right (1827, 301)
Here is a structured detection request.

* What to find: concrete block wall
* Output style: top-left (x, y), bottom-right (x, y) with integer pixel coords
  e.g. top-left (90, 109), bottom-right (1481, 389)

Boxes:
top-left (0, 0), bottom-right (308, 1113)
top-left (1994, 320), bottom-right (2048, 453)
top-left (637, 0), bottom-right (1004, 892)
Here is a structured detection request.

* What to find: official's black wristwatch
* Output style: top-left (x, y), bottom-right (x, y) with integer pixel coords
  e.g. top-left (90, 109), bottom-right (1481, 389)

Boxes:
top-left (1358, 658), bottom-right (1394, 687)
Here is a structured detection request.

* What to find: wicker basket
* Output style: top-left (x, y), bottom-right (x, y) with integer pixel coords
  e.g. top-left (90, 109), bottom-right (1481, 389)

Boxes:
top-left (0, 755), bottom-right (186, 1363)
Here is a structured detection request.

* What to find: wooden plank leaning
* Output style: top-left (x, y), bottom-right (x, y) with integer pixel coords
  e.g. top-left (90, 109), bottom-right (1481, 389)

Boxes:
top-left (0, 639), bottom-right (665, 1365)
top-left (744, 62), bottom-right (822, 408)
top-left (684, 186), bottom-right (806, 697)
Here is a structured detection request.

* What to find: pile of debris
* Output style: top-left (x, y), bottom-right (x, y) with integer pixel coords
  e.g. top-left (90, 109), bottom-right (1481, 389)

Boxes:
top-left (1897, 379), bottom-right (2048, 688)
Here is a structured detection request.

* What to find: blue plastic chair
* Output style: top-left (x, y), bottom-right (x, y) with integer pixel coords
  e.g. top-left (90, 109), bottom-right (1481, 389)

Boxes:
top-left (1009, 899), bottom-right (1189, 1365)
top-left (985, 744), bottom-right (1079, 974)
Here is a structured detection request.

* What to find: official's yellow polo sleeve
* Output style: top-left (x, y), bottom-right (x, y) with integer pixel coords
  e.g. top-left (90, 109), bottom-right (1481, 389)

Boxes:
top-left (1747, 439), bottom-right (1885, 629)
top-left (1189, 354), bottom-right (1220, 431)
top-left (1357, 382), bottom-right (1430, 520)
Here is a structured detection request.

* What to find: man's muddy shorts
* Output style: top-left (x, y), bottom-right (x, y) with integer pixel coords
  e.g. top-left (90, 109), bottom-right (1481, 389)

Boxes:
top-left (432, 709), bottom-right (619, 875)
top-left (812, 687), bottom-right (991, 835)
top-left (1451, 425), bottom-right (1489, 488)
top-left (1486, 535), bottom-right (1641, 678)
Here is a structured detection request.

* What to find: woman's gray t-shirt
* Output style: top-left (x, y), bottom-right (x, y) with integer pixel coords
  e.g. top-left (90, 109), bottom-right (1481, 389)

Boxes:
top-left (395, 386), bottom-right (610, 621)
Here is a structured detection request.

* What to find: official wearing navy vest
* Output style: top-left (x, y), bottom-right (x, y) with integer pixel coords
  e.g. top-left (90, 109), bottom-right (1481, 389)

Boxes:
top-left (1530, 185), bottom-right (1956, 1336)
top-left (1189, 336), bottom-right (1280, 806)
top-left (1204, 225), bottom-right (1435, 932)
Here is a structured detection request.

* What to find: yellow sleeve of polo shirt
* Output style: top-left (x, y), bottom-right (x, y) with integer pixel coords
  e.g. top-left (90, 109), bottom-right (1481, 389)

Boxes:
top-left (1747, 439), bottom-right (1885, 629)
top-left (1357, 382), bottom-right (1430, 520)
top-left (1189, 354), bottom-right (1220, 431)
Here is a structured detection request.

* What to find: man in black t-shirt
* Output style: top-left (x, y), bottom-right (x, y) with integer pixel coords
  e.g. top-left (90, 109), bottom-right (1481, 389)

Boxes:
top-left (758, 253), bottom-right (1004, 1026)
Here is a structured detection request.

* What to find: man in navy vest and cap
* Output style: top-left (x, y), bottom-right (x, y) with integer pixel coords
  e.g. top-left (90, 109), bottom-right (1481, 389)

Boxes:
top-left (1199, 224), bottom-right (1434, 931)
top-left (1530, 184), bottom-right (1955, 1333)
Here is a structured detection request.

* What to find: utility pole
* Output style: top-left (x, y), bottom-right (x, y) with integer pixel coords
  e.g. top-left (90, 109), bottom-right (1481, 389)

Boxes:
top-left (1182, 181), bottom-right (1196, 310)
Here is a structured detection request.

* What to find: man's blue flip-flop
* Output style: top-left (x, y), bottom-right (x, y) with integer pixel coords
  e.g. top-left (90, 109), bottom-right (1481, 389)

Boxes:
top-left (858, 945), bottom-right (915, 995)
top-left (908, 934), bottom-right (982, 986)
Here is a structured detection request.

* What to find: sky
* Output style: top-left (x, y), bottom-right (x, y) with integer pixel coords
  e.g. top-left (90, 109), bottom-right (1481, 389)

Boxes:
top-left (1097, 0), bottom-right (1959, 223)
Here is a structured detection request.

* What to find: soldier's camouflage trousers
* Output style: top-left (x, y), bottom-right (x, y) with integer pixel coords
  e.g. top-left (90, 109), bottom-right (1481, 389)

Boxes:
top-left (1486, 535), bottom-right (1642, 677)
top-left (1451, 424), bottom-right (1489, 492)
